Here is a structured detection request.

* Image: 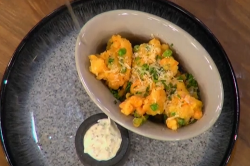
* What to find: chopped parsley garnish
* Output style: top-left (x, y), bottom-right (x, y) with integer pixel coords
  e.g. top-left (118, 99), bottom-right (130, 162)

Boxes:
top-left (134, 45), bottom-right (140, 52)
top-left (118, 48), bottom-right (126, 56)
top-left (148, 67), bottom-right (158, 81)
top-left (177, 75), bottom-right (184, 81)
top-left (135, 91), bottom-right (142, 94)
top-left (141, 64), bottom-right (149, 71)
top-left (108, 57), bottom-right (114, 65)
top-left (125, 82), bottom-right (132, 93)
top-left (173, 84), bottom-right (177, 89)
top-left (145, 45), bottom-right (150, 51)
top-left (161, 81), bottom-right (169, 90)
top-left (186, 73), bottom-right (193, 80)
top-left (149, 67), bottom-right (157, 75)
top-left (150, 103), bottom-right (158, 111)
top-left (110, 89), bottom-right (120, 100)
top-left (169, 83), bottom-right (177, 95)
top-left (170, 43), bottom-right (174, 47)
top-left (144, 86), bottom-right (150, 97)
top-left (186, 73), bottom-right (198, 88)
top-left (163, 49), bottom-right (173, 57)
top-left (164, 82), bottom-right (177, 95)
top-left (159, 67), bottom-right (165, 72)
top-left (153, 72), bottom-right (158, 81)
top-left (190, 119), bottom-right (197, 124)
top-left (177, 94), bottom-right (181, 99)
top-left (156, 55), bottom-right (163, 60)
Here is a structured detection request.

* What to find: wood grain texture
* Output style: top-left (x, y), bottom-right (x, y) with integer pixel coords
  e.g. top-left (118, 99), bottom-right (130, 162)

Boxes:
top-left (0, 0), bottom-right (249, 165)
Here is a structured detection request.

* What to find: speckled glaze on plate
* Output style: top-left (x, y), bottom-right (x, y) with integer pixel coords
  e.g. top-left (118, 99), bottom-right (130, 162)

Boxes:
top-left (0, 0), bottom-right (239, 166)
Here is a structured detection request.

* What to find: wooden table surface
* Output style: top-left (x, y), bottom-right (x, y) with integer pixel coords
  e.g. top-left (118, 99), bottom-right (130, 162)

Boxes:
top-left (0, 0), bottom-right (249, 165)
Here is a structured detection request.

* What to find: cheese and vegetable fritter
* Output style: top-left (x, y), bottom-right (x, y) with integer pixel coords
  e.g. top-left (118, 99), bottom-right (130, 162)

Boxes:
top-left (89, 35), bottom-right (203, 130)
top-left (89, 35), bottom-right (132, 90)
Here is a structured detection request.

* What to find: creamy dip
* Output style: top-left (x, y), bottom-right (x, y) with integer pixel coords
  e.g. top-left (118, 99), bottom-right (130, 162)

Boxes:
top-left (83, 118), bottom-right (122, 161)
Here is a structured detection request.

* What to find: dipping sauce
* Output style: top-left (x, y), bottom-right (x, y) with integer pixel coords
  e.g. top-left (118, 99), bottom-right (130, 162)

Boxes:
top-left (83, 118), bottom-right (122, 161)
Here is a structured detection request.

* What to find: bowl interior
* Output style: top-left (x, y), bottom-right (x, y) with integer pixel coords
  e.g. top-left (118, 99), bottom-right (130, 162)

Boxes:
top-left (75, 10), bottom-right (224, 141)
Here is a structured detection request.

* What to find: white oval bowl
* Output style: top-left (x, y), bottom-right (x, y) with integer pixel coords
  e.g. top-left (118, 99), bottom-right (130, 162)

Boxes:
top-left (75, 10), bottom-right (224, 141)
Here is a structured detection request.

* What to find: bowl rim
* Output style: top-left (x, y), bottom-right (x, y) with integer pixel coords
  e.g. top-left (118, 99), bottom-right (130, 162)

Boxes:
top-left (0, 0), bottom-right (240, 166)
top-left (75, 9), bottom-right (224, 141)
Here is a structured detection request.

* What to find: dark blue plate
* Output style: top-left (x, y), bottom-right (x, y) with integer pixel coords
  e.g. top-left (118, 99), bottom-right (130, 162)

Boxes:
top-left (0, 0), bottom-right (239, 166)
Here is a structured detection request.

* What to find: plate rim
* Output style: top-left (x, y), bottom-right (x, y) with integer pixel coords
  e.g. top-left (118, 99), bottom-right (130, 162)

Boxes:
top-left (0, 0), bottom-right (240, 166)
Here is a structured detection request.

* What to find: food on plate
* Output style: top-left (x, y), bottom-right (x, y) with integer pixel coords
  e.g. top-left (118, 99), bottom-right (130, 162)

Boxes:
top-left (89, 35), bottom-right (203, 130)
top-left (89, 35), bottom-right (132, 90)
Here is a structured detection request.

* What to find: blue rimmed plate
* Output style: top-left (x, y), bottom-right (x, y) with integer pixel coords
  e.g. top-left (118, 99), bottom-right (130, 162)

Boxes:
top-left (0, 0), bottom-right (239, 166)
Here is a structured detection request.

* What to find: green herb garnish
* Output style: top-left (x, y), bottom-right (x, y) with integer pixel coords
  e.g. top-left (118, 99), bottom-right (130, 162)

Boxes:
top-left (148, 67), bottom-right (158, 81)
top-left (144, 86), bottom-right (150, 97)
top-left (125, 82), bottom-right (132, 93)
top-left (161, 81), bottom-right (169, 90)
top-left (141, 64), bottom-right (149, 71)
top-left (108, 57), bottom-right (114, 65)
top-left (186, 73), bottom-right (198, 88)
top-left (134, 45), bottom-right (140, 52)
top-left (171, 84), bottom-right (177, 95)
top-left (145, 45), bottom-right (150, 51)
top-left (156, 55), bottom-right (163, 60)
top-left (166, 83), bottom-right (177, 95)
top-left (190, 119), bottom-right (197, 124)
top-left (149, 67), bottom-right (155, 74)
top-left (153, 73), bottom-right (158, 81)
top-left (177, 75), bottom-right (184, 81)
top-left (110, 89), bottom-right (120, 100)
